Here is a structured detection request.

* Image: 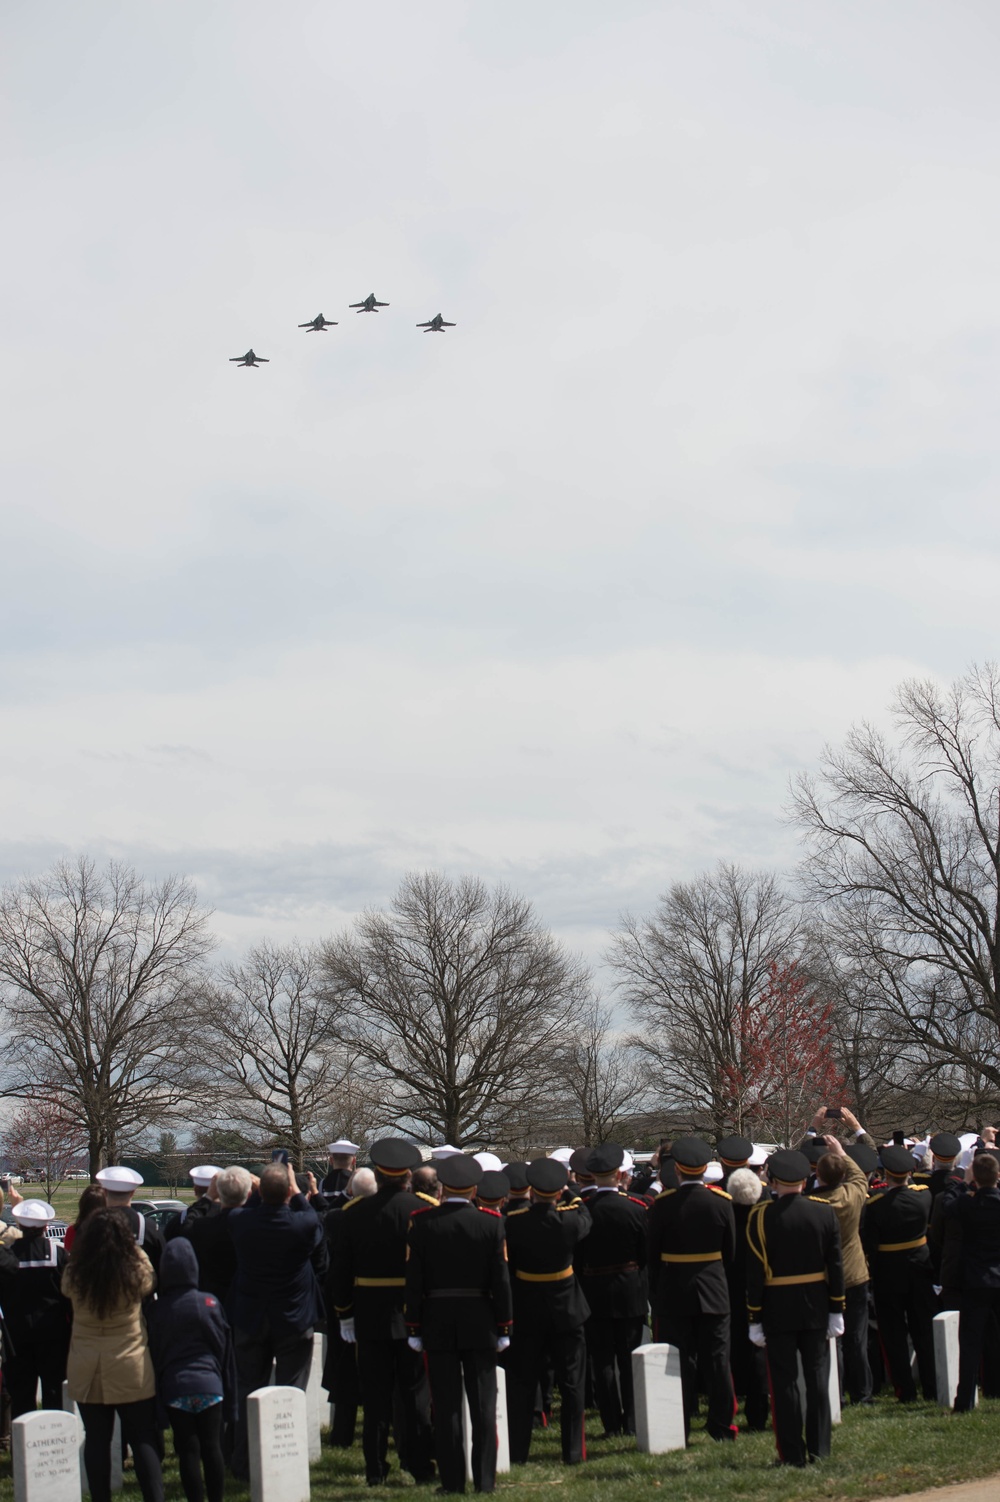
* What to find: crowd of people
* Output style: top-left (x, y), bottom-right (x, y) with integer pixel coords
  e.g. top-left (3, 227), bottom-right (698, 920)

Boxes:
top-left (0, 1105), bottom-right (998, 1497)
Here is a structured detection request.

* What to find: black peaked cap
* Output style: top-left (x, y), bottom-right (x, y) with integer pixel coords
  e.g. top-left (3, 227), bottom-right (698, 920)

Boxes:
top-left (437, 1154), bottom-right (483, 1191)
top-left (526, 1158), bottom-right (568, 1194)
top-left (672, 1136), bottom-right (713, 1172)
top-left (569, 1148), bottom-right (595, 1175)
top-left (504, 1162), bottom-right (530, 1192)
top-left (768, 1149), bottom-right (810, 1184)
top-left (587, 1143), bottom-right (625, 1174)
top-left (929, 1132), bottom-right (961, 1159)
top-left (369, 1138), bottom-right (422, 1174)
top-left (845, 1143), bottom-right (878, 1176)
top-left (802, 1140), bottom-right (827, 1165)
top-left (477, 1170), bottom-right (510, 1203)
top-left (880, 1145), bottom-right (916, 1176)
top-left (717, 1135), bottom-right (753, 1165)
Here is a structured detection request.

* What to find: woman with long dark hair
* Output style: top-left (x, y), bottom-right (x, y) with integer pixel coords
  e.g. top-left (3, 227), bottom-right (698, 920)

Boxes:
top-left (63, 1208), bottom-right (163, 1502)
top-left (63, 1184), bottom-right (107, 1254)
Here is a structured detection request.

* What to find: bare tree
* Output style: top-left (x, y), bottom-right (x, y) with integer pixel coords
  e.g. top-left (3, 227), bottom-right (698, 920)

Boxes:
top-left (792, 665), bottom-right (1000, 1118)
top-left (4, 1093), bottom-right (86, 1201)
top-left (0, 858), bottom-right (214, 1176)
top-left (321, 872), bottom-right (588, 1148)
top-left (555, 997), bottom-right (649, 1145)
top-left (206, 941), bottom-right (373, 1169)
top-left (608, 863), bottom-right (801, 1136)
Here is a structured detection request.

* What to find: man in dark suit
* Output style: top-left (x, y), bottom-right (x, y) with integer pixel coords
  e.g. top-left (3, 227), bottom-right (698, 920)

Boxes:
top-left (404, 1154), bottom-right (511, 1495)
top-left (576, 1143), bottom-right (647, 1438)
top-left (646, 1136), bottom-right (737, 1444)
top-left (331, 1139), bottom-right (434, 1486)
top-left (227, 1158), bottom-right (326, 1480)
top-left (747, 1149), bottom-right (845, 1468)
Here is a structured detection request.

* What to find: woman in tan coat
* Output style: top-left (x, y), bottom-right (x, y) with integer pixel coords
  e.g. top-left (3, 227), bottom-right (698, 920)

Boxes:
top-left (63, 1208), bottom-right (164, 1502)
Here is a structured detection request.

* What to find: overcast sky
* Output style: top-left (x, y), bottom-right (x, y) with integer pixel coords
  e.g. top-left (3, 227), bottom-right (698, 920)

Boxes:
top-left (3, 2), bottom-right (999, 971)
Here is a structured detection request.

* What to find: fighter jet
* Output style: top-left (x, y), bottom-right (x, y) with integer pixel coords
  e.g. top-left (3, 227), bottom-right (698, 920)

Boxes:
top-left (229, 349), bottom-right (269, 367)
top-left (416, 314), bottom-right (455, 333)
top-left (349, 293), bottom-right (389, 313)
top-left (298, 314), bottom-right (338, 332)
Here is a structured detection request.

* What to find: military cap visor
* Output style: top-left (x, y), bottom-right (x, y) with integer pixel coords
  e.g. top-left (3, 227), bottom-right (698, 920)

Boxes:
top-left (369, 1138), bottom-right (422, 1175)
top-left (717, 1135), bottom-right (753, 1166)
top-left (929, 1132), bottom-right (962, 1160)
top-left (672, 1136), bottom-right (713, 1174)
top-left (880, 1145), bottom-right (915, 1177)
top-left (437, 1154), bottom-right (483, 1190)
top-left (767, 1149), bottom-right (811, 1184)
top-left (526, 1158), bottom-right (568, 1195)
top-left (504, 1162), bottom-right (530, 1192)
top-left (477, 1170), bottom-right (510, 1203)
top-left (586, 1143), bottom-right (625, 1175)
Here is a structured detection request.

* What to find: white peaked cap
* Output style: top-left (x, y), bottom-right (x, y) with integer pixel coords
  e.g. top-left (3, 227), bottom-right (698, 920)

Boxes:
top-left (749, 1145), bottom-right (769, 1166)
top-left (704, 1163), bottom-right (724, 1182)
top-left (327, 1140), bottom-right (360, 1155)
top-left (959, 1132), bottom-right (979, 1150)
top-left (474, 1153), bottom-right (503, 1172)
top-left (430, 1144), bottom-right (462, 1160)
top-left (95, 1166), bottom-right (143, 1192)
top-left (548, 1147), bottom-right (574, 1165)
top-left (189, 1165), bottom-right (223, 1185)
top-left (13, 1200), bottom-right (56, 1224)
top-left (621, 1151), bottom-right (635, 1173)
top-left (910, 1140), bottom-right (929, 1162)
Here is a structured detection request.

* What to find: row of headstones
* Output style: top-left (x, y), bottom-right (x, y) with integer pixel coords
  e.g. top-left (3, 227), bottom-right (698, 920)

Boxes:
top-left (10, 1313), bottom-right (973, 1502)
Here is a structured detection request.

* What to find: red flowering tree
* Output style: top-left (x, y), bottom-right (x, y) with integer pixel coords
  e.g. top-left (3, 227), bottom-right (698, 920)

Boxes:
top-left (4, 1094), bottom-right (86, 1201)
top-left (721, 961), bottom-right (844, 1146)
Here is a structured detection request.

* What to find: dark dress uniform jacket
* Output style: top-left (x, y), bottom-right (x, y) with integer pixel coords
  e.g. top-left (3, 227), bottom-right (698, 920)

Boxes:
top-left (574, 1189), bottom-right (646, 1318)
top-left (647, 1183), bottom-right (735, 1317)
top-left (746, 1195), bottom-right (845, 1331)
top-left (404, 1202), bottom-right (512, 1350)
top-left (505, 1200), bottom-right (591, 1332)
top-left (941, 1181), bottom-right (1000, 1288)
top-left (330, 1185), bottom-right (424, 1339)
top-left (180, 1205), bottom-right (238, 1303)
top-left (860, 1185), bottom-right (932, 1274)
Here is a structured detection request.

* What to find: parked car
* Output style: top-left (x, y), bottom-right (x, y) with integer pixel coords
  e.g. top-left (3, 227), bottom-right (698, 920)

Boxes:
top-left (132, 1198), bottom-right (186, 1233)
top-left (45, 1222), bottom-right (69, 1242)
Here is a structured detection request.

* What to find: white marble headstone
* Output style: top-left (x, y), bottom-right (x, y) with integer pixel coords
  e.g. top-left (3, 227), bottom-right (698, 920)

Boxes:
top-left (248, 1386), bottom-right (310, 1502)
top-left (632, 1343), bottom-right (686, 1453)
top-left (13, 1412), bottom-right (81, 1502)
top-left (794, 1341), bottom-right (841, 1426)
top-left (933, 1310), bottom-right (972, 1408)
top-left (460, 1365), bottom-right (509, 1480)
top-left (61, 1384), bottom-right (121, 1495)
top-left (304, 1333), bottom-right (325, 1461)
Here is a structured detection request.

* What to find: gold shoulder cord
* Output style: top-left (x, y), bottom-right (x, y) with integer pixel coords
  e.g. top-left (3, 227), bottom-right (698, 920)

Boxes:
top-left (746, 1202), bottom-right (773, 1283)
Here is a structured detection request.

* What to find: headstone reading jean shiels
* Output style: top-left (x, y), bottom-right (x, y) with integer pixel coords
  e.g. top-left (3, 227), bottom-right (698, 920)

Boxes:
top-left (248, 1386), bottom-right (310, 1502)
top-left (13, 1412), bottom-right (81, 1502)
top-left (631, 1344), bottom-right (686, 1453)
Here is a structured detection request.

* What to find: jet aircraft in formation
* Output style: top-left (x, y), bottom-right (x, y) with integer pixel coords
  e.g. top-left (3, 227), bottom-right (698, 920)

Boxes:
top-left (416, 314), bottom-right (455, 333)
top-left (231, 292), bottom-right (455, 364)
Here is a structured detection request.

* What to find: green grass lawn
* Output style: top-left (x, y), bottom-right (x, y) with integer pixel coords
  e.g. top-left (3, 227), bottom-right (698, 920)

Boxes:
top-left (45, 1186), bottom-right (196, 1222)
top-left (0, 1392), bottom-right (995, 1502)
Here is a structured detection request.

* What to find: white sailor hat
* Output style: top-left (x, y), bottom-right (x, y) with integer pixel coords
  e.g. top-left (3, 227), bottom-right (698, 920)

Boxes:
top-left (473, 1152), bottom-right (503, 1172)
top-left (12, 1200), bottom-right (56, 1224)
top-left (621, 1150), bottom-right (635, 1173)
top-left (430, 1144), bottom-right (462, 1160)
top-left (704, 1162), bottom-right (724, 1182)
top-left (189, 1165), bottom-right (223, 1186)
top-left (95, 1166), bottom-right (143, 1192)
top-left (748, 1145), bottom-right (769, 1167)
top-left (548, 1146), bottom-right (574, 1165)
top-left (327, 1139), bottom-right (360, 1155)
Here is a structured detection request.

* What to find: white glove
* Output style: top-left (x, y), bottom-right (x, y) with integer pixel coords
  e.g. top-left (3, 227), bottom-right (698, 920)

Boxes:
top-left (496, 1336), bottom-right (510, 1352)
top-left (339, 1318), bottom-right (356, 1344)
top-left (827, 1313), bottom-right (845, 1338)
top-left (933, 1285), bottom-right (943, 1297)
top-left (407, 1335), bottom-right (423, 1353)
top-left (748, 1324), bottom-right (766, 1348)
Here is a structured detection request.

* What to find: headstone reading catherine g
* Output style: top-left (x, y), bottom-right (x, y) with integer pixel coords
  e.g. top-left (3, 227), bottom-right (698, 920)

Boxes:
top-left (13, 1412), bottom-right (81, 1502)
top-left (248, 1386), bottom-right (310, 1502)
top-left (632, 1343), bottom-right (686, 1453)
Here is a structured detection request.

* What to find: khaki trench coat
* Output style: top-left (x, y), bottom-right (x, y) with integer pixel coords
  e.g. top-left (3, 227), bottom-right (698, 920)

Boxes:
top-left (64, 1252), bottom-right (156, 1404)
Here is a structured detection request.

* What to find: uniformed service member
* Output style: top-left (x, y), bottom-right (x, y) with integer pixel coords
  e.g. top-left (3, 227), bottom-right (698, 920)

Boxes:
top-left (322, 1138), bottom-right (361, 1200)
top-left (576, 1143), bottom-right (647, 1438)
top-left (0, 1201), bottom-right (70, 1416)
top-left (503, 1164), bottom-right (531, 1213)
top-left (331, 1139), bottom-right (434, 1486)
top-left (94, 1167), bottom-right (165, 1275)
top-left (860, 1144), bottom-right (937, 1402)
top-left (914, 1132), bottom-right (962, 1200)
top-left (476, 1172), bottom-right (510, 1213)
top-left (746, 1149), bottom-right (845, 1468)
top-left (716, 1136), bottom-right (753, 1191)
top-left (504, 1158), bottom-right (591, 1466)
top-left (646, 1136), bottom-right (737, 1443)
top-left (166, 1164), bottom-right (223, 1240)
top-left (404, 1154), bottom-right (511, 1495)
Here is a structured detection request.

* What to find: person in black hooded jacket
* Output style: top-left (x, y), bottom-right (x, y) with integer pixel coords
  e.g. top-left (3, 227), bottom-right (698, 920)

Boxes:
top-left (146, 1240), bottom-right (236, 1502)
